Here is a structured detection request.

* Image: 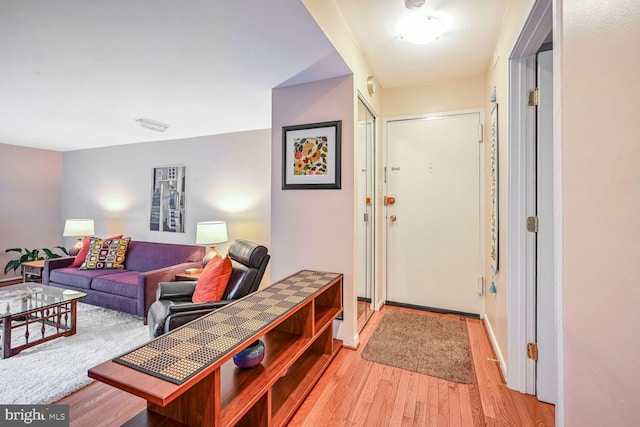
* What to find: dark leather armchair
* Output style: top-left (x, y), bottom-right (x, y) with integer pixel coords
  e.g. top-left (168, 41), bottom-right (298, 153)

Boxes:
top-left (148, 239), bottom-right (269, 338)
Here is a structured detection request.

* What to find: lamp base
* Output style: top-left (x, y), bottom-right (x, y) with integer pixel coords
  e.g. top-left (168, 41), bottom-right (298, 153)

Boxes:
top-left (68, 237), bottom-right (84, 256)
top-left (202, 245), bottom-right (222, 266)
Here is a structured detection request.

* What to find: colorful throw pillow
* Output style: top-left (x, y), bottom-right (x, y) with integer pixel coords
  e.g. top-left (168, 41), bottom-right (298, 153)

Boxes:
top-left (79, 236), bottom-right (131, 270)
top-left (192, 255), bottom-right (233, 303)
top-left (71, 234), bottom-right (123, 268)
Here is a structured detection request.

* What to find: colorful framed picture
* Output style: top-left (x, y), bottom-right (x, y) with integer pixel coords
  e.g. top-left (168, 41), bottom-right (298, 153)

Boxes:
top-left (282, 120), bottom-right (342, 190)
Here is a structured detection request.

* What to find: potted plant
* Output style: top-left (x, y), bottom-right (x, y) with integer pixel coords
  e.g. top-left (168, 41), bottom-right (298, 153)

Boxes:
top-left (4, 246), bottom-right (69, 275)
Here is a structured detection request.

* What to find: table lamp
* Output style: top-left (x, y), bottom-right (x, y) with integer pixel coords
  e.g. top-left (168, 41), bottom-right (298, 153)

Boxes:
top-left (63, 219), bottom-right (95, 256)
top-left (195, 221), bottom-right (228, 266)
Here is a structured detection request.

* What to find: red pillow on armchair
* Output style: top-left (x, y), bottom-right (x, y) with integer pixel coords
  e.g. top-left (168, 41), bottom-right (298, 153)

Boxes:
top-left (192, 255), bottom-right (233, 303)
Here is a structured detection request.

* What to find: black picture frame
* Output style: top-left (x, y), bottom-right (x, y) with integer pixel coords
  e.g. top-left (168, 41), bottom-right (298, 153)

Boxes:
top-left (282, 120), bottom-right (342, 190)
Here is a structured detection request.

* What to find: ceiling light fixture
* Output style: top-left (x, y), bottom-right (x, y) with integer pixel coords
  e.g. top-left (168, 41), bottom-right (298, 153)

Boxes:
top-left (404, 0), bottom-right (425, 9)
top-left (135, 118), bottom-right (169, 132)
top-left (398, 14), bottom-right (444, 44)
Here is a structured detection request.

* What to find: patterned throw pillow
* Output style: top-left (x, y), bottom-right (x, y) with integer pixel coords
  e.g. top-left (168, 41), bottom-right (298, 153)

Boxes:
top-left (79, 236), bottom-right (131, 270)
top-left (70, 234), bottom-right (123, 268)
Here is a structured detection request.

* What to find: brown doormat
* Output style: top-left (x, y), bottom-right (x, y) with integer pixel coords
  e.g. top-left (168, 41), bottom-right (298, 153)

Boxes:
top-left (361, 310), bottom-right (474, 384)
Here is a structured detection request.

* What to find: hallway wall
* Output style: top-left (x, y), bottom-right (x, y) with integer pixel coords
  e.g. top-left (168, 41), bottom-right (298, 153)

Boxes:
top-left (271, 75), bottom-right (356, 345)
top-left (560, 0), bottom-right (640, 424)
top-left (383, 74), bottom-right (485, 117)
top-left (483, 0), bottom-right (537, 370)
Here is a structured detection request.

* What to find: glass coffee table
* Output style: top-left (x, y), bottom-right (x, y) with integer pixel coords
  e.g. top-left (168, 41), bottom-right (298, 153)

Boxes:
top-left (0, 283), bottom-right (86, 359)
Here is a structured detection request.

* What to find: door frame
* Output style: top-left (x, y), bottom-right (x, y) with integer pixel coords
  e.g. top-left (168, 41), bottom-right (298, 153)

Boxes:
top-left (381, 109), bottom-right (485, 309)
top-left (356, 94), bottom-right (378, 332)
top-left (507, 0), bottom-right (563, 417)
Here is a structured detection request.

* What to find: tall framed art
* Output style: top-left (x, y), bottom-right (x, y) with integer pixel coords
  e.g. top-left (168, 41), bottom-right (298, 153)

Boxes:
top-left (490, 104), bottom-right (499, 273)
top-left (150, 165), bottom-right (186, 233)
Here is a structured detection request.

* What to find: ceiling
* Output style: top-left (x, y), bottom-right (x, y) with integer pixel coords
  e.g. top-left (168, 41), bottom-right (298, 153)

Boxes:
top-left (0, 0), bottom-right (507, 152)
top-left (335, 0), bottom-right (508, 88)
top-left (0, 0), bottom-right (349, 151)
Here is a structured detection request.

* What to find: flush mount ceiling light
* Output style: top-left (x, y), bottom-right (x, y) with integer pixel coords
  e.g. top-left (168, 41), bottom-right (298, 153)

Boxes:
top-left (398, 14), bottom-right (444, 44)
top-left (135, 118), bottom-right (169, 132)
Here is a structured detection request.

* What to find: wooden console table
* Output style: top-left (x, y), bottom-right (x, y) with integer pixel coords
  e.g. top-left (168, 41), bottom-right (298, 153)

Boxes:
top-left (89, 270), bottom-right (343, 427)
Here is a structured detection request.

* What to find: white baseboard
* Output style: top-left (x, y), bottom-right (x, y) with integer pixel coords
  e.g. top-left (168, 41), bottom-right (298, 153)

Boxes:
top-left (483, 315), bottom-right (507, 379)
top-left (343, 333), bottom-right (359, 350)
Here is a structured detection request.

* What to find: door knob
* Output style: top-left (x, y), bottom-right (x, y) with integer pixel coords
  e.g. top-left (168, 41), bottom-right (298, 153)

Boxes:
top-left (384, 196), bottom-right (396, 206)
top-left (390, 215), bottom-right (397, 222)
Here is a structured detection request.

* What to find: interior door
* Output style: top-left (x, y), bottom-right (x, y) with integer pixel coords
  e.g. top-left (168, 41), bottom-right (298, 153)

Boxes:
top-left (386, 113), bottom-right (482, 315)
top-left (535, 48), bottom-right (557, 404)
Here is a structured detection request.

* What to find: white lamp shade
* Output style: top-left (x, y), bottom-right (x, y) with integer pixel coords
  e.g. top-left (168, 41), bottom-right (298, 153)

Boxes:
top-left (196, 221), bottom-right (228, 244)
top-left (63, 219), bottom-right (95, 237)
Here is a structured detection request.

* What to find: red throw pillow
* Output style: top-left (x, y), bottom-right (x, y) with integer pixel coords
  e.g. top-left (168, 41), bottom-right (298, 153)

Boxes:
top-left (70, 234), bottom-right (123, 268)
top-left (192, 255), bottom-right (233, 303)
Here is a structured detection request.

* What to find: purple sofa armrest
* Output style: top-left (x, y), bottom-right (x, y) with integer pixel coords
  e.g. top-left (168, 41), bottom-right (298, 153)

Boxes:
top-left (43, 257), bottom-right (75, 285)
top-left (138, 261), bottom-right (203, 323)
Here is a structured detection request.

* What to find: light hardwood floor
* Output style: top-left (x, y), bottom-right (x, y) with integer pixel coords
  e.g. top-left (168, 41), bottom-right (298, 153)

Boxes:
top-left (58, 306), bottom-right (554, 426)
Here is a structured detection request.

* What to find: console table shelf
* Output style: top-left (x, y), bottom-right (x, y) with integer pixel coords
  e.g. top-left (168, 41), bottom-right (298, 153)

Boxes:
top-left (89, 270), bottom-right (343, 427)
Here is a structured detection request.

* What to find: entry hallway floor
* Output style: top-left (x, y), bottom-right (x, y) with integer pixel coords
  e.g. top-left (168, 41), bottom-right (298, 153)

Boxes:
top-left (58, 306), bottom-right (554, 426)
top-left (289, 306), bottom-right (555, 426)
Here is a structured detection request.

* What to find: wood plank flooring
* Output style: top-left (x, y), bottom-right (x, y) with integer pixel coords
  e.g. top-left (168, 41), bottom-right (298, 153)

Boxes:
top-left (57, 305), bottom-right (554, 426)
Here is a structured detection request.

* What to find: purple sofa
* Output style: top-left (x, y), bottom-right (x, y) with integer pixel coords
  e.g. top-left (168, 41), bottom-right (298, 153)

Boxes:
top-left (43, 241), bottom-right (205, 323)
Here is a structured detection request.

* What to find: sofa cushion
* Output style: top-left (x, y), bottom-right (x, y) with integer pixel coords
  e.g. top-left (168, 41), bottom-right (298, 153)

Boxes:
top-left (192, 255), bottom-right (232, 303)
top-left (124, 241), bottom-right (204, 272)
top-left (70, 234), bottom-right (123, 268)
top-left (80, 237), bottom-right (131, 270)
top-left (91, 271), bottom-right (140, 299)
top-left (49, 267), bottom-right (124, 290)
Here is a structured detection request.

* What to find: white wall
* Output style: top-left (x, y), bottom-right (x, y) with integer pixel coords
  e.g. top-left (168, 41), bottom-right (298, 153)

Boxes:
top-left (483, 0), bottom-right (537, 368)
top-left (0, 143), bottom-right (63, 280)
top-left (271, 75), bottom-right (356, 345)
top-left (384, 75), bottom-right (485, 117)
top-left (61, 129), bottom-right (272, 284)
top-left (561, 0), bottom-right (640, 424)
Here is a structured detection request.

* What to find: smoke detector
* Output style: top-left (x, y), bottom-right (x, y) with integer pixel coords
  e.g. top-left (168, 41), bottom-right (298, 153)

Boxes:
top-left (404, 0), bottom-right (426, 9)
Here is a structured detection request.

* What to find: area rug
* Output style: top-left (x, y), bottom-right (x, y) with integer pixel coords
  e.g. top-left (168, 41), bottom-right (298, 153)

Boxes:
top-left (0, 302), bottom-right (149, 404)
top-left (361, 310), bottom-right (474, 384)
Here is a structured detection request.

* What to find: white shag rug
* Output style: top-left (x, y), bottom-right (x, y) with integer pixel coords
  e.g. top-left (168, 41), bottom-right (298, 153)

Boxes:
top-left (0, 302), bottom-right (149, 404)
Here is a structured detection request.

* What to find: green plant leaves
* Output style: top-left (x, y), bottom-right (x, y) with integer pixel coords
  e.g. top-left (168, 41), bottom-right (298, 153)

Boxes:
top-left (3, 246), bottom-right (70, 274)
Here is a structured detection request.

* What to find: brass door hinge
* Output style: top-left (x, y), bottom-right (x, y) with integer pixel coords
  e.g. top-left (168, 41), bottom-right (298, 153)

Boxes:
top-left (527, 343), bottom-right (539, 361)
top-left (527, 216), bottom-right (539, 233)
top-left (528, 88), bottom-right (540, 106)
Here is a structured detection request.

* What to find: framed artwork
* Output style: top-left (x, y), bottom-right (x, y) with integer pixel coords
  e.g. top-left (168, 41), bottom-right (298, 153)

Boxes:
top-left (150, 165), bottom-right (186, 233)
top-left (282, 120), bottom-right (342, 190)
top-left (490, 104), bottom-right (499, 273)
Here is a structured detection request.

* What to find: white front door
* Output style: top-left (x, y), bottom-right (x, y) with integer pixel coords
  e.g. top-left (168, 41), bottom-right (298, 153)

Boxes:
top-left (385, 112), bottom-right (482, 315)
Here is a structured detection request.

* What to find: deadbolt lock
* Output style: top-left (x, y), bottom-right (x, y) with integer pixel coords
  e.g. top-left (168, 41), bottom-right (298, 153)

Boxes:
top-left (390, 215), bottom-right (397, 222)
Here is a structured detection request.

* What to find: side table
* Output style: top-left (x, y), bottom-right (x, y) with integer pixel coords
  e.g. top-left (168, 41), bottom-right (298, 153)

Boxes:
top-left (175, 271), bottom-right (201, 281)
top-left (21, 260), bottom-right (45, 283)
